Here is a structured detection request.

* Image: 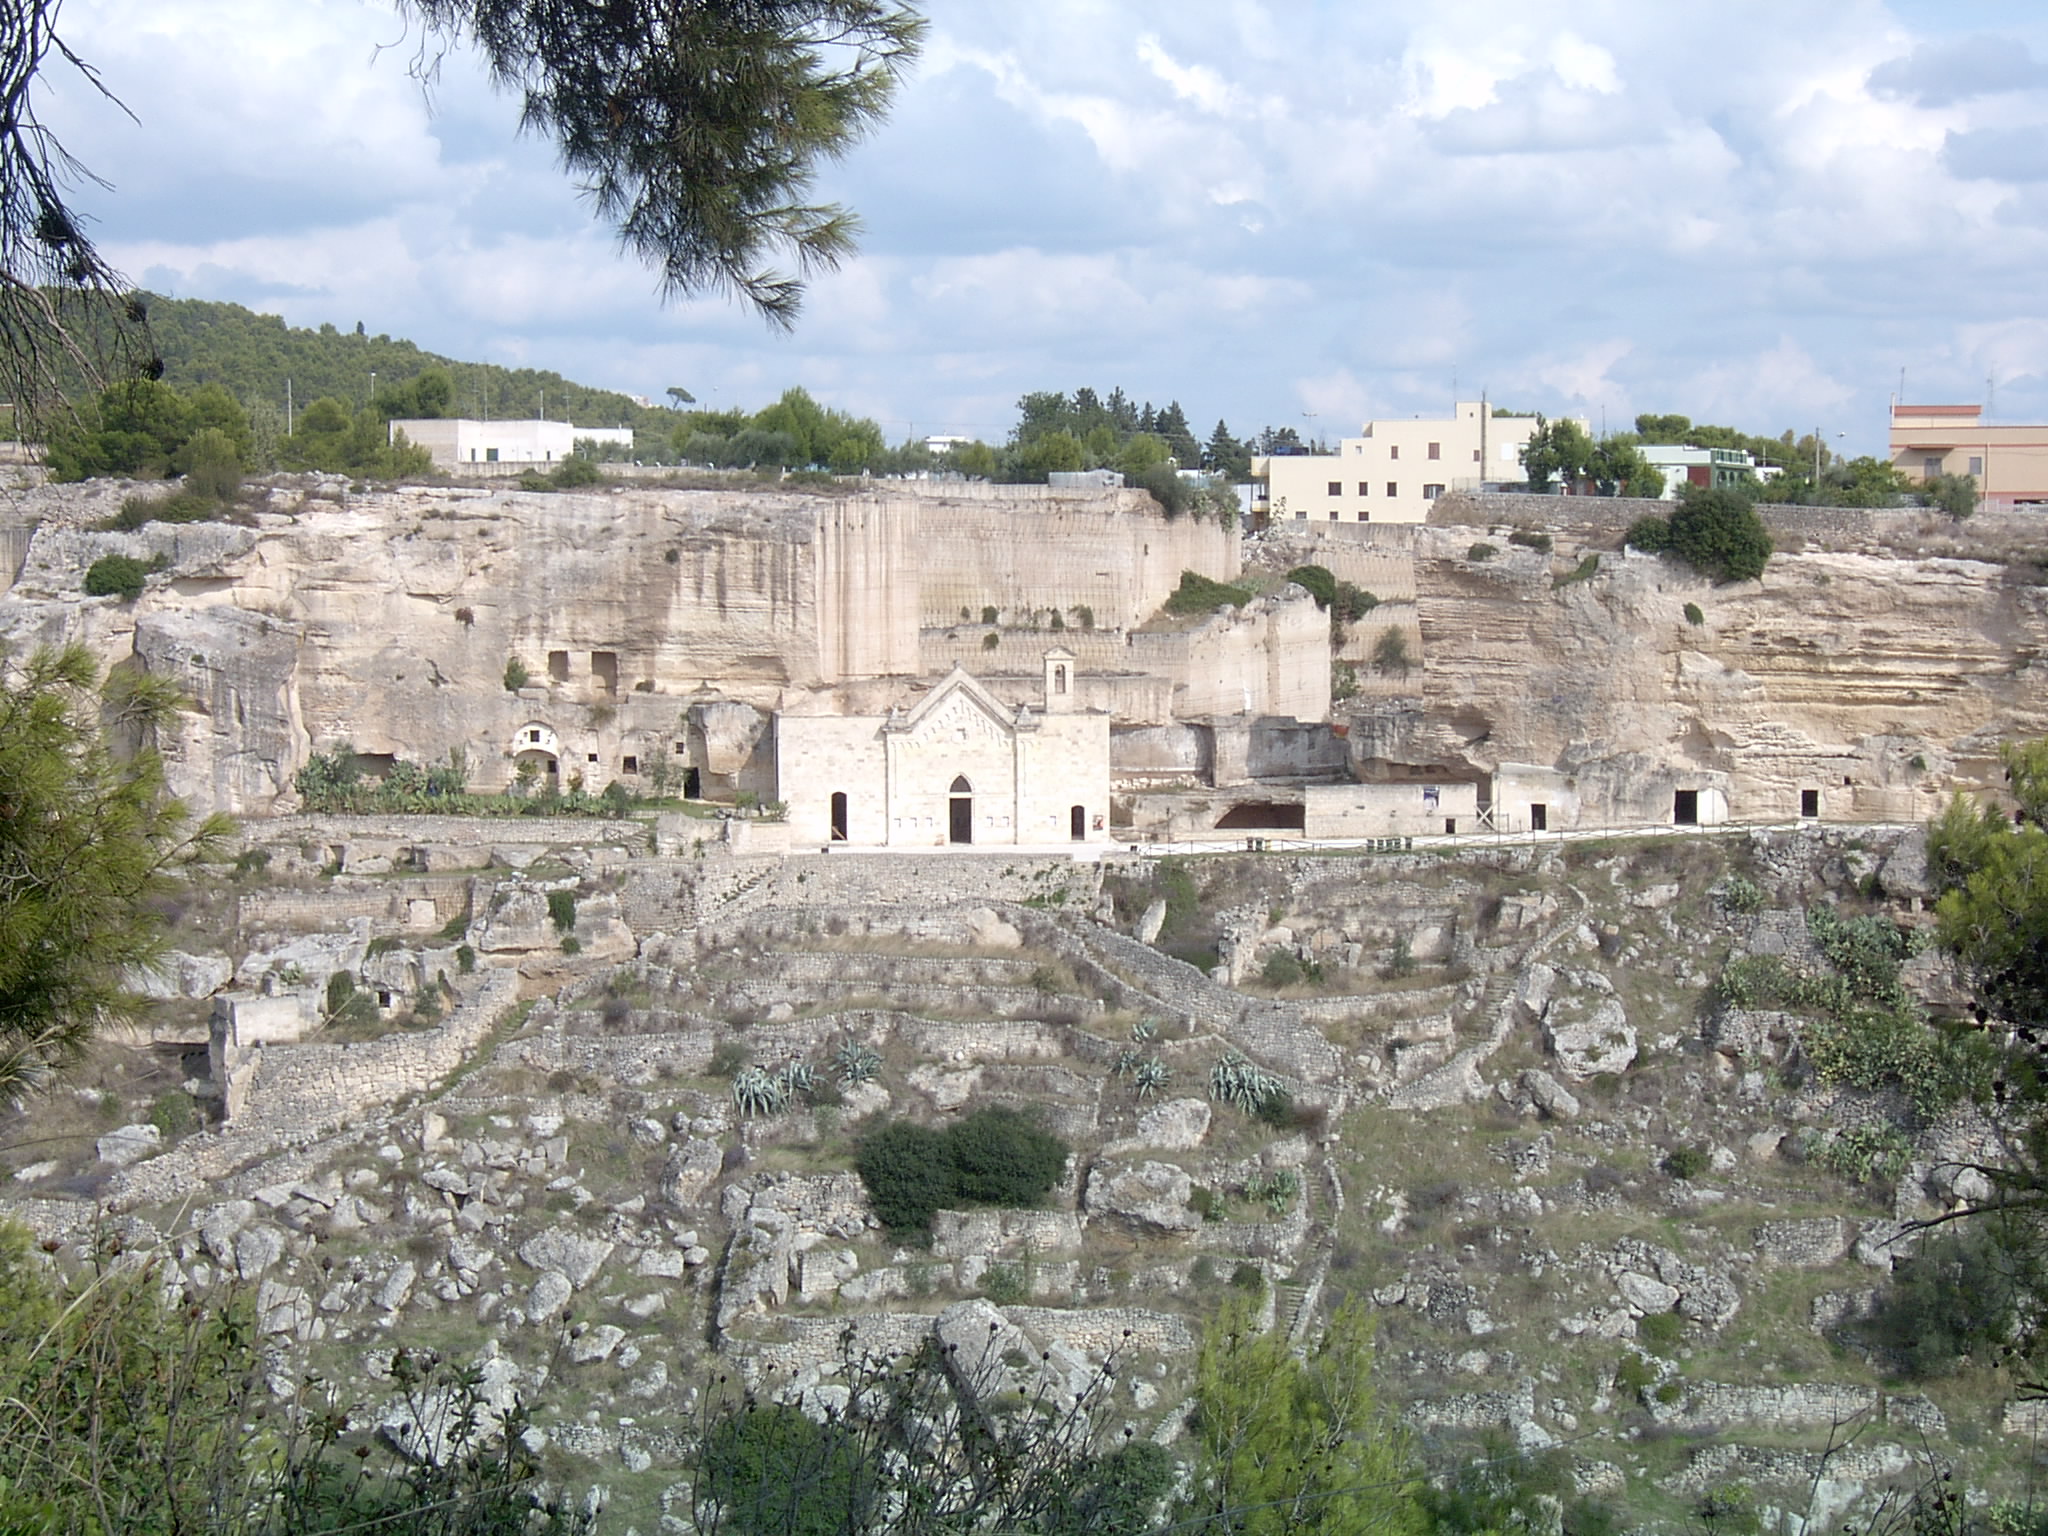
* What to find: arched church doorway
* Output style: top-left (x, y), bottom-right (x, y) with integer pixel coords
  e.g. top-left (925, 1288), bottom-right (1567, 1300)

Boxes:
top-left (830, 791), bottom-right (849, 841)
top-left (1070, 804), bottom-right (1086, 841)
top-left (948, 776), bottom-right (973, 844)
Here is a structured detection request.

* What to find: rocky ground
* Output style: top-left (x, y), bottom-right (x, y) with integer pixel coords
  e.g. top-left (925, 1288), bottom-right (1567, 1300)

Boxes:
top-left (0, 820), bottom-right (2030, 1533)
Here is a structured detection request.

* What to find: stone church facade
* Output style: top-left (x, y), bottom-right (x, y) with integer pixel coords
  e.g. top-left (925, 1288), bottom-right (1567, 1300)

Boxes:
top-left (777, 651), bottom-right (1111, 849)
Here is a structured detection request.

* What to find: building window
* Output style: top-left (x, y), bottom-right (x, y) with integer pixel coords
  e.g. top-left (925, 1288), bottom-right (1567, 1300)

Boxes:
top-left (1329, 509), bottom-right (1340, 520)
top-left (1473, 449), bottom-right (1482, 462)
top-left (1800, 788), bottom-right (1819, 818)
top-left (586, 752), bottom-right (598, 764)
top-left (1427, 442), bottom-right (1440, 460)
top-left (1327, 481), bottom-right (1342, 496)
top-left (1386, 482), bottom-right (1398, 498)
top-left (485, 448), bottom-right (499, 463)
top-left (1389, 445), bottom-right (1399, 460)
top-left (1924, 455), bottom-right (1941, 477)
top-left (1358, 481), bottom-right (1369, 496)
top-left (1969, 455), bottom-right (1984, 475)
top-left (1360, 509), bottom-right (1370, 521)
top-left (1423, 484), bottom-right (1444, 499)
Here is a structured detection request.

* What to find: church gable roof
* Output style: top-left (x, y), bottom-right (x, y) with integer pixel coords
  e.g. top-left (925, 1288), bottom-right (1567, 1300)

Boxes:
top-left (890, 665), bottom-right (1022, 739)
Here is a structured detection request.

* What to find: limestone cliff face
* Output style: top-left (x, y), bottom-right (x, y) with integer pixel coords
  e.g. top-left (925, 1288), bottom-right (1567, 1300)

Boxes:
top-left (1347, 526), bottom-right (2048, 825)
top-left (0, 479), bottom-right (1238, 816)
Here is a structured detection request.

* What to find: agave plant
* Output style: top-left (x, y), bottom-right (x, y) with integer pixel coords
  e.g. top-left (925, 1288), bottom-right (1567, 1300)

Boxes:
top-left (833, 1040), bottom-right (882, 1086)
top-left (1130, 1016), bottom-right (1158, 1044)
top-left (1133, 1057), bottom-right (1170, 1099)
top-left (731, 1066), bottom-right (787, 1118)
top-left (1111, 1047), bottom-right (1141, 1080)
top-left (777, 1060), bottom-right (817, 1099)
top-left (1208, 1051), bottom-right (1281, 1115)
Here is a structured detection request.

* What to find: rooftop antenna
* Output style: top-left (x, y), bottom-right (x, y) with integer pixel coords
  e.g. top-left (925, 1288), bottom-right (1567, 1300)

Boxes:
top-left (1987, 373), bottom-right (1996, 419)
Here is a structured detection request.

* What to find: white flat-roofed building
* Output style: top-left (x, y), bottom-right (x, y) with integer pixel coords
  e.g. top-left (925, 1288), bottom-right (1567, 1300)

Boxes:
top-left (389, 418), bottom-right (635, 468)
top-left (1250, 401), bottom-right (1552, 526)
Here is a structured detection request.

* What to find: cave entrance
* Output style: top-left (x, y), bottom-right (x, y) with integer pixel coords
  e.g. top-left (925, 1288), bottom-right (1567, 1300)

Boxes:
top-left (1673, 789), bottom-right (1699, 826)
top-left (1529, 803), bottom-right (1547, 832)
top-left (1214, 802), bottom-right (1306, 831)
top-left (1800, 788), bottom-right (1819, 818)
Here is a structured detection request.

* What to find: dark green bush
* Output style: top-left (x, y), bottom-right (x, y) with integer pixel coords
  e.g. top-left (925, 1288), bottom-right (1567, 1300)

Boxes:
top-left (1637, 1310), bottom-right (1687, 1355)
top-left (1467, 542), bottom-right (1498, 561)
top-left (1260, 948), bottom-right (1304, 988)
top-left (83, 553), bottom-right (150, 601)
top-left (546, 890), bottom-right (577, 933)
top-left (1661, 1144), bottom-right (1709, 1180)
top-left (1507, 529), bottom-right (1552, 553)
top-left (1163, 569), bottom-right (1254, 616)
top-left (1683, 601), bottom-right (1705, 626)
top-left (697, 1401), bottom-right (875, 1536)
top-left (856, 1109), bottom-right (1070, 1236)
top-left (1860, 1221), bottom-right (2028, 1376)
top-left (1624, 514), bottom-right (1671, 553)
top-left (855, 1120), bottom-right (957, 1235)
top-left (948, 1106), bottom-right (1069, 1206)
top-left (1666, 487), bottom-right (1772, 582)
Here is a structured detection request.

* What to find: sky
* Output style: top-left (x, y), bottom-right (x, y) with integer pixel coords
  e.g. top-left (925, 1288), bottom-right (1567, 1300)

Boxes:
top-left (36, 0), bottom-right (2048, 455)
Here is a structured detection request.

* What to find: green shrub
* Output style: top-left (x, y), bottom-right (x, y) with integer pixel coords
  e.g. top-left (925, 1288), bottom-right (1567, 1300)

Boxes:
top-left (1666, 487), bottom-right (1772, 582)
top-left (856, 1108), bottom-right (1070, 1236)
top-left (855, 1120), bottom-right (957, 1235)
top-left (546, 889), bottom-right (577, 933)
top-left (1287, 564), bottom-right (1338, 608)
top-left (697, 1401), bottom-right (875, 1536)
top-left (1661, 1144), bottom-right (1709, 1180)
top-left (981, 630), bottom-right (999, 650)
top-left (1802, 1123), bottom-right (1913, 1185)
top-left (146, 1090), bottom-right (196, 1139)
top-left (1229, 1261), bottom-right (1266, 1294)
top-left (84, 554), bottom-right (151, 602)
top-left (1614, 1352), bottom-right (1656, 1397)
top-left (1624, 514), bottom-right (1671, 553)
top-left (1163, 569), bottom-right (1254, 616)
top-left (1716, 874), bottom-right (1766, 914)
top-left (559, 935), bottom-right (581, 955)
top-left (1507, 529), bottom-right (1552, 553)
top-left (1372, 628), bottom-right (1412, 676)
top-left (1260, 948), bottom-right (1304, 988)
top-left (980, 604), bottom-right (998, 624)
top-left (1467, 542), bottom-right (1498, 561)
top-left (503, 657), bottom-right (531, 691)
top-left (1860, 1222), bottom-right (2027, 1376)
top-left (1552, 553), bottom-right (1600, 588)
top-left (981, 1264), bottom-right (1028, 1305)
top-left (1637, 1310), bottom-right (1686, 1355)
top-left (1683, 601), bottom-right (1705, 626)
top-left (455, 943), bottom-right (476, 974)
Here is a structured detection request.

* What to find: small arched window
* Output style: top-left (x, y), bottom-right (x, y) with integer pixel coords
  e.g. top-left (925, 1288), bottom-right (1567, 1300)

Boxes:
top-left (1053, 665), bottom-right (1067, 694)
top-left (949, 775), bottom-right (973, 794)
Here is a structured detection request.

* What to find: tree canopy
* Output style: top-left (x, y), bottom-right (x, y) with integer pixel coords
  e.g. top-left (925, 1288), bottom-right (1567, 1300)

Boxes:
top-left (1, 1), bottom-right (925, 420)
top-left (0, 647), bottom-right (228, 1095)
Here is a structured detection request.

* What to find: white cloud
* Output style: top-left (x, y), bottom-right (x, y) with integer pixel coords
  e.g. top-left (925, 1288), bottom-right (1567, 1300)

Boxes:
top-left (29, 0), bottom-right (2048, 452)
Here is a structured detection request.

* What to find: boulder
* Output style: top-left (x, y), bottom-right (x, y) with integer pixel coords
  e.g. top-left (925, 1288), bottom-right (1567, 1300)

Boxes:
top-left (96, 1123), bottom-right (162, 1167)
top-left (660, 1138), bottom-right (724, 1208)
top-left (527, 1269), bottom-right (573, 1319)
top-left (1083, 1160), bottom-right (1199, 1234)
top-left (966, 907), bottom-right (1023, 950)
top-left (517, 1227), bottom-right (613, 1288)
top-left (130, 950), bottom-right (234, 1001)
top-left (1616, 1272), bottom-right (1680, 1313)
top-left (1544, 998), bottom-right (1636, 1079)
top-left (1130, 1097), bottom-right (1212, 1150)
top-left (1519, 1069), bottom-right (1580, 1121)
